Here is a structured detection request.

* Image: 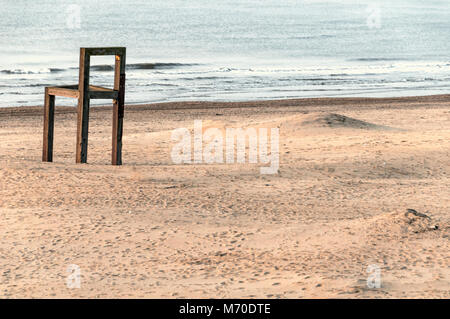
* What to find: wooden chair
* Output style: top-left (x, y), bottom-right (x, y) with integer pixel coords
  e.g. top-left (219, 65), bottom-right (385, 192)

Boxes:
top-left (42, 47), bottom-right (126, 165)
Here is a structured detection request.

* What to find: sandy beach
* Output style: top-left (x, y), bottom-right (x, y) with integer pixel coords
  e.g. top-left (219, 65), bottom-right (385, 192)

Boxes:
top-left (0, 95), bottom-right (449, 298)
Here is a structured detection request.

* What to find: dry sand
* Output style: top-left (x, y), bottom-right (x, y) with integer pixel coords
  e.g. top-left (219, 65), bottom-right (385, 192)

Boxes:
top-left (0, 95), bottom-right (449, 298)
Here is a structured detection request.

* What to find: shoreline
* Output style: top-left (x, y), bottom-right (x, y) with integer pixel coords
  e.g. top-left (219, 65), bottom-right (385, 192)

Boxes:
top-left (1, 94), bottom-right (449, 117)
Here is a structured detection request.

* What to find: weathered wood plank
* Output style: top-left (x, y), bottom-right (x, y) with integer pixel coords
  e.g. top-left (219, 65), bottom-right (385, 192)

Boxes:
top-left (42, 88), bottom-right (55, 162)
top-left (47, 86), bottom-right (79, 99)
top-left (85, 47), bottom-right (126, 56)
top-left (89, 85), bottom-right (114, 91)
top-left (76, 48), bottom-right (91, 164)
top-left (88, 85), bottom-right (118, 99)
top-left (88, 91), bottom-right (118, 99)
top-left (112, 77), bottom-right (125, 165)
top-left (112, 52), bottom-right (126, 165)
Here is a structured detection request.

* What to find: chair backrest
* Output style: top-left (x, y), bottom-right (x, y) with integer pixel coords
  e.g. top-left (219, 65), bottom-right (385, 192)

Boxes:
top-left (78, 47), bottom-right (126, 91)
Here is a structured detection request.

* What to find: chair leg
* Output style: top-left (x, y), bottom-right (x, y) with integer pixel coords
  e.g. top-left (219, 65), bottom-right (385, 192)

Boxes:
top-left (112, 74), bottom-right (125, 165)
top-left (76, 96), bottom-right (90, 163)
top-left (42, 88), bottom-right (55, 162)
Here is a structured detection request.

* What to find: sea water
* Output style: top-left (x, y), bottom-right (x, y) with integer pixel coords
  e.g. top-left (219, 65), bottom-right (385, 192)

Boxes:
top-left (0, 0), bottom-right (449, 107)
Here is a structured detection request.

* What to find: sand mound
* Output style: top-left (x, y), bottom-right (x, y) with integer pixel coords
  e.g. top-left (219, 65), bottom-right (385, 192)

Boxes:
top-left (300, 112), bottom-right (389, 130)
top-left (365, 209), bottom-right (440, 240)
